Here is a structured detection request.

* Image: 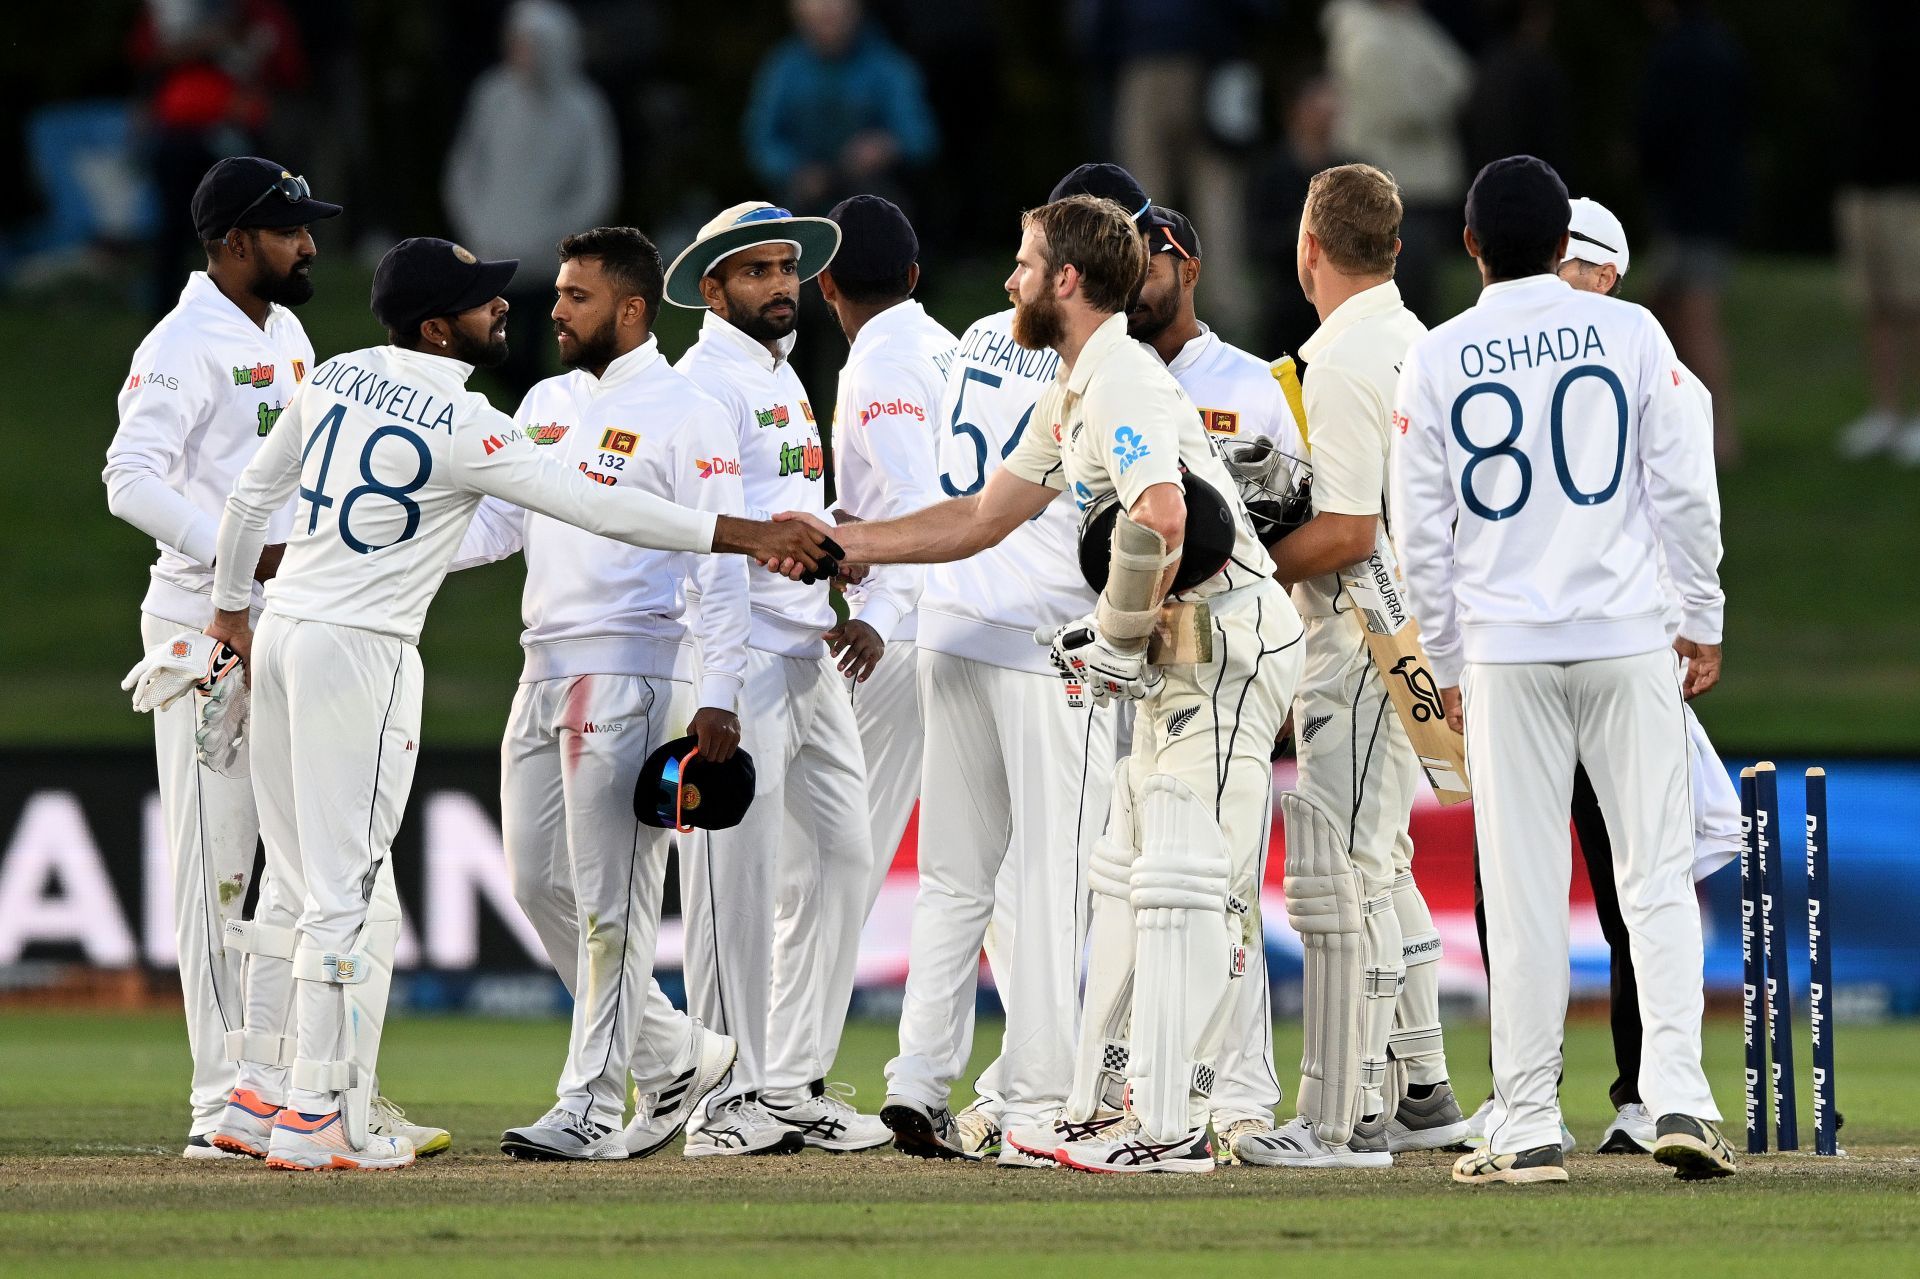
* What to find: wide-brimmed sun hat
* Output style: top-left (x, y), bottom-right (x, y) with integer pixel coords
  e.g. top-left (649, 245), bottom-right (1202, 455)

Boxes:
top-left (664, 201), bottom-right (841, 309)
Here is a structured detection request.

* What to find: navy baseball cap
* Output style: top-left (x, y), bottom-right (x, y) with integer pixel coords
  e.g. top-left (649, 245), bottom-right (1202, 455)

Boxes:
top-left (1465, 155), bottom-right (1571, 259)
top-left (826, 195), bottom-right (918, 285)
top-left (1146, 205), bottom-right (1201, 260)
top-left (1050, 162), bottom-right (1152, 222)
top-left (191, 157), bottom-right (341, 240)
top-left (370, 237), bottom-right (519, 337)
top-left (634, 736), bottom-right (757, 831)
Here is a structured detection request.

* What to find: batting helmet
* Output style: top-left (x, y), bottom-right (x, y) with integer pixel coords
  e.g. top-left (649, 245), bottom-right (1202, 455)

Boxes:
top-left (1077, 468), bottom-right (1236, 596)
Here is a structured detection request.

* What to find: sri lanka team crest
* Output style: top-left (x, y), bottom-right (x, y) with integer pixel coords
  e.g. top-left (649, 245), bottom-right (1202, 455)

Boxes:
top-left (1200, 408), bottom-right (1240, 436)
top-left (600, 428), bottom-right (638, 455)
top-left (754, 404), bottom-right (791, 430)
top-left (528, 422), bottom-right (570, 446)
top-left (778, 440), bottom-right (825, 479)
top-left (231, 363), bottom-right (274, 388)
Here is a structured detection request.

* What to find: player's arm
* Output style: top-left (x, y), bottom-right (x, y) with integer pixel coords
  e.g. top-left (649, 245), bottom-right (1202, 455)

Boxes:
top-left (205, 387), bottom-right (314, 661)
top-left (103, 338), bottom-right (226, 566)
top-left (1638, 322), bottom-right (1726, 698)
top-left (784, 460), bottom-right (1054, 569)
top-left (835, 363), bottom-right (941, 643)
top-left (449, 496), bottom-right (526, 571)
top-left (1387, 353), bottom-right (1464, 725)
top-left (1268, 364), bottom-right (1382, 585)
top-left (450, 406), bottom-right (833, 570)
top-left (675, 403), bottom-right (751, 759)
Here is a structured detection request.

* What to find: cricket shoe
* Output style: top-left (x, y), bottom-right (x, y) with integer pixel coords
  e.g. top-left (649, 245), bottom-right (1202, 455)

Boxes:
top-left (500, 1105), bottom-right (626, 1161)
top-left (1213, 1117), bottom-right (1274, 1166)
top-left (624, 1025), bottom-right (738, 1159)
top-left (1004, 1110), bottom-right (1124, 1165)
top-left (265, 1109), bottom-right (414, 1171)
top-left (1652, 1113), bottom-right (1737, 1180)
top-left (1461, 1098), bottom-right (1577, 1153)
top-left (764, 1081), bottom-right (890, 1152)
top-left (1054, 1114), bottom-right (1214, 1175)
top-left (1387, 1080), bottom-right (1471, 1152)
top-left (880, 1096), bottom-right (972, 1160)
top-left (1234, 1114), bottom-right (1392, 1169)
top-left (1451, 1142), bottom-right (1568, 1185)
top-left (371, 1094), bottom-right (450, 1157)
top-left (954, 1101), bottom-right (1002, 1158)
top-left (995, 1142), bottom-right (1057, 1169)
top-left (210, 1087), bottom-right (281, 1158)
top-left (182, 1134), bottom-right (246, 1160)
top-left (683, 1096), bottom-right (805, 1158)
top-left (1597, 1102), bottom-right (1657, 1154)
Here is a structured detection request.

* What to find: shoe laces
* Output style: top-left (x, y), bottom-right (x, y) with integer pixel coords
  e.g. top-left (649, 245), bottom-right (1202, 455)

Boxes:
top-left (814, 1081), bottom-right (862, 1118)
top-left (369, 1095), bottom-right (409, 1129)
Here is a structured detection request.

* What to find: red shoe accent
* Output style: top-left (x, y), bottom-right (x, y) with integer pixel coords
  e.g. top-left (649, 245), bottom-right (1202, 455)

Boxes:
top-left (274, 1110), bottom-right (341, 1134)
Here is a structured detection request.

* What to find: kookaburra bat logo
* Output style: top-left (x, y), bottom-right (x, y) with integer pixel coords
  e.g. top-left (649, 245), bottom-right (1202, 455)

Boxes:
top-left (1390, 655), bottom-right (1445, 723)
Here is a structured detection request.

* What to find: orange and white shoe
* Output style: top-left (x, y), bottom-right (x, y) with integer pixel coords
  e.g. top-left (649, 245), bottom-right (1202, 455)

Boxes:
top-left (210, 1087), bottom-right (282, 1159)
top-left (264, 1109), bottom-right (415, 1171)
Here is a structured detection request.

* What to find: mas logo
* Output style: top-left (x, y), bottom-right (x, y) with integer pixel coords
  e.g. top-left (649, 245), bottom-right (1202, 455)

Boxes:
top-left (1200, 408), bottom-right (1239, 436)
top-left (754, 404), bottom-right (792, 430)
top-left (695, 456), bottom-right (741, 479)
top-left (231, 363), bottom-right (275, 388)
top-left (527, 422), bottom-right (570, 446)
top-left (599, 429), bottom-right (638, 456)
top-left (778, 440), bottom-right (825, 480)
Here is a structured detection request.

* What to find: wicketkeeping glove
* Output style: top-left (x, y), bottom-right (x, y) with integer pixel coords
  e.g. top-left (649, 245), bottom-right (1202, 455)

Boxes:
top-left (195, 666), bottom-right (250, 779)
top-left (121, 632), bottom-right (243, 714)
top-left (1035, 617), bottom-right (1160, 705)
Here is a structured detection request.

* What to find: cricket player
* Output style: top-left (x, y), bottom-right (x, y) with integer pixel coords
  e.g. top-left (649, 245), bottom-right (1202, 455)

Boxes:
top-left (101, 158), bottom-right (446, 1159)
top-left (878, 165), bottom-right (1140, 1166)
top-left (1126, 202), bottom-right (1305, 1156)
top-left (814, 195), bottom-right (954, 901)
top-left (1217, 165), bottom-right (1466, 1168)
top-left (777, 194), bottom-right (1303, 1175)
top-left (1459, 196), bottom-right (1745, 1155)
top-left (198, 236), bottom-right (836, 1171)
top-left (448, 228), bottom-right (750, 1161)
top-left (662, 203), bottom-right (888, 1154)
top-left (1392, 157), bottom-right (1735, 1184)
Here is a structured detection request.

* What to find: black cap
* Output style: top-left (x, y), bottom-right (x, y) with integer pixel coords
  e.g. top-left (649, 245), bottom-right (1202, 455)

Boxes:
top-left (634, 737), bottom-right (757, 831)
top-left (191, 157), bottom-right (341, 240)
top-left (1145, 205), bottom-right (1200, 260)
top-left (370, 237), bottom-right (519, 338)
top-left (1465, 155), bottom-right (1570, 257)
top-left (1049, 162), bottom-right (1151, 221)
top-left (826, 195), bottom-right (918, 285)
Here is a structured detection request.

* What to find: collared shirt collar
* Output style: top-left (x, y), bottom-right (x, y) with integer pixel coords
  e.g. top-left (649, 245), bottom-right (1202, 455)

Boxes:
top-left (589, 335), bottom-right (662, 393)
top-left (1477, 273), bottom-right (1573, 305)
top-left (184, 270), bottom-right (280, 332)
top-left (699, 307), bottom-right (796, 372)
top-left (1064, 311), bottom-right (1131, 395)
top-left (1165, 321), bottom-right (1217, 376)
top-left (849, 298), bottom-right (926, 357)
top-left (384, 343), bottom-right (475, 384)
top-left (1298, 279), bottom-right (1404, 362)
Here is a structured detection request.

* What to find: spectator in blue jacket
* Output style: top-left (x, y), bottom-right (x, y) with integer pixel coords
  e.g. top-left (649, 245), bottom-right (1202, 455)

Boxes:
top-left (743, 0), bottom-right (938, 215)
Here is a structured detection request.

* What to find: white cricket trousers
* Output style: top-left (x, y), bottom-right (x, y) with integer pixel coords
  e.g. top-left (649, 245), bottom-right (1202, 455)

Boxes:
top-left (247, 613), bottom-right (420, 1118)
top-left (681, 648), bottom-right (873, 1108)
top-left (849, 640), bottom-right (922, 908)
top-left (141, 611), bottom-right (258, 1135)
top-left (1466, 649), bottom-right (1720, 1154)
top-left (501, 673), bottom-right (700, 1129)
top-left (885, 652), bottom-right (1118, 1127)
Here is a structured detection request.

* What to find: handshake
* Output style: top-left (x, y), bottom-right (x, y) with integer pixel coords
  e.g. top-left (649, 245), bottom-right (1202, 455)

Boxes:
top-left (738, 510), bottom-right (869, 586)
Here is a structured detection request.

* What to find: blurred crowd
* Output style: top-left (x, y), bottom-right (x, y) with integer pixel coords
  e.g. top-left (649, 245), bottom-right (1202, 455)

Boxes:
top-left (7, 0), bottom-right (1915, 460)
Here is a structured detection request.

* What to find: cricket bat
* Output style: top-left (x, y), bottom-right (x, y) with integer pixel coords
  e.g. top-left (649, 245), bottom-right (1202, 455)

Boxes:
top-left (1338, 535), bottom-right (1471, 805)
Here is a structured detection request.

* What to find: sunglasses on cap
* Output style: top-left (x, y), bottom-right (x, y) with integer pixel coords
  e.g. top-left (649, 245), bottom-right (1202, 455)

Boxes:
top-left (230, 172), bottom-right (313, 233)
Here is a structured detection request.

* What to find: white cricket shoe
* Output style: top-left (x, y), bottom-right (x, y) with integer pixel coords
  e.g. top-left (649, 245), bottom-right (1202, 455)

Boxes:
top-left (763, 1081), bottom-right (891, 1152)
top-left (265, 1109), bottom-right (414, 1171)
top-left (1597, 1102), bottom-right (1657, 1154)
top-left (210, 1086), bottom-right (281, 1158)
top-left (371, 1094), bottom-right (450, 1157)
top-left (996, 1142), bottom-right (1058, 1169)
top-left (1054, 1113), bottom-right (1214, 1175)
top-left (624, 1025), bottom-right (738, 1159)
top-left (1234, 1114), bottom-right (1393, 1168)
top-left (1461, 1098), bottom-right (1578, 1153)
top-left (182, 1134), bottom-right (246, 1160)
top-left (954, 1101), bottom-right (1002, 1158)
top-left (1838, 409), bottom-right (1903, 460)
top-left (500, 1104), bottom-right (626, 1161)
top-left (880, 1096), bottom-right (972, 1160)
top-left (683, 1096), bottom-right (805, 1158)
top-left (1213, 1117), bottom-right (1274, 1166)
top-left (1003, 1110), bottom-right (1125, 1165)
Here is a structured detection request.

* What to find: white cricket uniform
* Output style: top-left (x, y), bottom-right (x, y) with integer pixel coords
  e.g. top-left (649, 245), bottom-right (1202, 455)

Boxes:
top-left (451, 338), bottom-right (753, 1129)
top-left (209, 343), bottom-right (717, 1131)
top-left (1288, 280), bottom-right (1455, 1117)
top-left (884, 308), bottom-right (1121, 1130)
top-left (830, 299), bottom-right (956, 904)
top-left (102, 271), bottom-right (311, 1136)
top-left (1392, 275), bottom-right (1725, 1152)
top-left (1003, 313), bottom-right (1303, 1141)
top-left (676, 312), bottom-right (874, 1108)
top-left (1153, 320), bottom-right (1309, 1128)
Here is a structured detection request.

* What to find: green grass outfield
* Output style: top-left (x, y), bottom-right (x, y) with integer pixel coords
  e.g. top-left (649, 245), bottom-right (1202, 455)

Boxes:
top-left (9, 255), bottom-right (1919, 753)
top-left (1, 1010), bottom-right (1915, 1275)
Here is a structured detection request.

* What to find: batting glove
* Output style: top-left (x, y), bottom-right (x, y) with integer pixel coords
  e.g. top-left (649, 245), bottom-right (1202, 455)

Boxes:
top-left (1036, 618), bottom-right (1159, 704)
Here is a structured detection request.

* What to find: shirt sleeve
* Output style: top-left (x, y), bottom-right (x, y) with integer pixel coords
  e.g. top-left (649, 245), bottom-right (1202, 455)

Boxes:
top-left (1301, 361), bottom-right (1386, 517)
top-left (449, 496), bottom-right (526, 571)
top-left (1387, 346), bottom-right (1465, 685)
top-left (837, 358), bottom-right (941, 643)
top-left (673, 402), bottom-right (752, 712)
top-left (1637, 323), bottom-right (1725, 644)
top-left (210, 383), bottom-right (310, 612)
top-left (448, 404), bottom-right (717, 555)
top-left (1085, 367), bottom-right (1186, 513)
top-left (1000, 385), bottom-right (1068, 491)
top-left (103, 332), bottom-right (223, 565)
